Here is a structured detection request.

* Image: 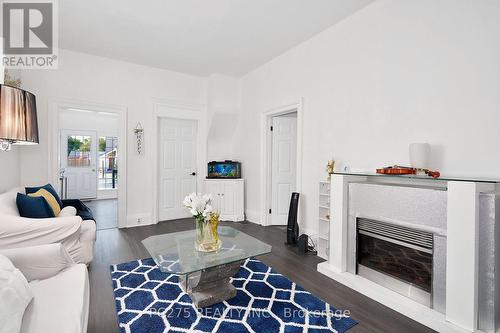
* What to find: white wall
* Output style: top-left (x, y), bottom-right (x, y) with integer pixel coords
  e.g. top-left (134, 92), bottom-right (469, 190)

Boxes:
top-left (235, 0), bottom-right (500, 234)
top-left (18, 49), bottom-right (207, 225)
top-left (206, 74), bottom-right (241, 161)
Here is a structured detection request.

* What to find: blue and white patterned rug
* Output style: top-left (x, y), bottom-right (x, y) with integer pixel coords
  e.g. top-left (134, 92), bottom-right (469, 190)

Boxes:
top-left (110, 258), bottom-right (357, 333)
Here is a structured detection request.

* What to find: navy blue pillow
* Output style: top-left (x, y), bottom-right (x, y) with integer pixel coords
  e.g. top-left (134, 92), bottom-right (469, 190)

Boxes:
top-left (25, 184), bottom-right (62, 209)
top-left (16, 193), bottom-right (55, 218)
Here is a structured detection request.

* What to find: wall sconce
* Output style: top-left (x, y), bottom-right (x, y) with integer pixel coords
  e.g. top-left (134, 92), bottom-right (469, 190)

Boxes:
top-left (134, 122), bottom-right (144, 155)
top-left (0, 84), bottom-right (39, 151)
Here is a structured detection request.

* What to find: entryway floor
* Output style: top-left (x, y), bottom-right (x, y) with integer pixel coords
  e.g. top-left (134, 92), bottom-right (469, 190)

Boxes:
top-left (85, 199), bottom-right (117, 230)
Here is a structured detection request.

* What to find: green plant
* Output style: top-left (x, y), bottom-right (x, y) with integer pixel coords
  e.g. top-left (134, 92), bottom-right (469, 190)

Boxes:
top-left (99, 137), bottom-right (106, 152)
top-left (81, 138), bottom-right (91, 152)
top-left (67, 137), bottom-right (82, 156)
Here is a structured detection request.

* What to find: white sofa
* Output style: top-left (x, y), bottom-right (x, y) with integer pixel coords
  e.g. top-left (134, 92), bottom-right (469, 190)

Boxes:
top-left (0, 188), bottom-right (96, 264)
top-left (0, 244), bottom-right (89, 333)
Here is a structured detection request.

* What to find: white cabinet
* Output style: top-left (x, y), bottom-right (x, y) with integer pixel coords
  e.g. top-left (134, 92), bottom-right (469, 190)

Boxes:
top-left (204, 179), bottom-right (244, 222)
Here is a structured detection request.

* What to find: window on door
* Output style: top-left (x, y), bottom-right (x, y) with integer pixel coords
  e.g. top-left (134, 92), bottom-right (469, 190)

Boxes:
top-left (98, 136), bottom-right (118, 190)
top-left (67, 135), bottom-right (93, 167)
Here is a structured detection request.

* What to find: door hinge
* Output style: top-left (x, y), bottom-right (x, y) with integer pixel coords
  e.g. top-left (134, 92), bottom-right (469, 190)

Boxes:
top-left (270, 126), bottom-right (273, 131)
top-left (269, 209), bottom-right (272, 214)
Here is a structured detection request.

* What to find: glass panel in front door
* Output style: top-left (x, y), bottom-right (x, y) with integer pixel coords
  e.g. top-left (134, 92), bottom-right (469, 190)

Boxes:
top-left (67, 135), bottom-right (92, 167)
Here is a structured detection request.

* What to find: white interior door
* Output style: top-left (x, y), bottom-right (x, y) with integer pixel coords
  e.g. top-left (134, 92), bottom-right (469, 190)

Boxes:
top-left (60, 130), bottom-right (98, 199)
top-left (158, 118), bottom-right (198, 221)
top-left (271, 113), bottom-right (297, 225)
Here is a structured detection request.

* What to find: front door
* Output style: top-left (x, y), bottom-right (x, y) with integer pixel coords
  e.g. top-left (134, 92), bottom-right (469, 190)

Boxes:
top-left (158, 118), bottom-right (198, 221)
top-left (271, 113), bottom-right (297, 225)
top-left (60, 130), bottom-right (98, 199)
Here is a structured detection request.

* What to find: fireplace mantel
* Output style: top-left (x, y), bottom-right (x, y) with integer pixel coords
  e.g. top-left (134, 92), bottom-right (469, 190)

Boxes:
top-left (317, 173), bottom-right (500, 333)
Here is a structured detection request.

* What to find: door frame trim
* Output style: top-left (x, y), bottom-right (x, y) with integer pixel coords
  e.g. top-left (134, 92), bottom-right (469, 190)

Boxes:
top-left (260, 98), bottom-right (303, 227)
top-left (48, 98), bottom-right (128, 228)
top-left (152, 98), bottom-right (207, 224)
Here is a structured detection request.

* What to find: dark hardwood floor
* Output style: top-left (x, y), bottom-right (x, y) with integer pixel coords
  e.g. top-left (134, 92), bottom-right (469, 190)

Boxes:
top-left (85, 199), bottom-right (118, 230)
top-left (88, 219), bottom-right (436, 333)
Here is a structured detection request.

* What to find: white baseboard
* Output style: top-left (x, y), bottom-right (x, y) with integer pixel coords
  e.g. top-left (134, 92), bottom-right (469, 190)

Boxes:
top-left (97, 189), bottom-right (117, 200)
top-left (123, 213), bottom-right (153, 228)
top-left (245, 209), bottom-right (261, 224)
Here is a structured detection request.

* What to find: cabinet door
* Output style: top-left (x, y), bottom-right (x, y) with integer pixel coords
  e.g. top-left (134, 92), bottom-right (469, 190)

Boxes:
top-left (220, 182), bottom-right (235, 216)
top-left (205, 182), bottom-right (221, 213)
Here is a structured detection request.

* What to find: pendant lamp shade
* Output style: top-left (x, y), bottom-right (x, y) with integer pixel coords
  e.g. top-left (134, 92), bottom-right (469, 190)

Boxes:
top-left (0, 84), bottom-right (39, 150)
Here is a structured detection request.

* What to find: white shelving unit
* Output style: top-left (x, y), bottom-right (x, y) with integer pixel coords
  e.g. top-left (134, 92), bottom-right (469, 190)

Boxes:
top-left (318, 181), bottom-right (331, 260)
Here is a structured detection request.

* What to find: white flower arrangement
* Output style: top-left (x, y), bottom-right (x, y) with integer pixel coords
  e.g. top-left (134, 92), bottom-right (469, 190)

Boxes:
top-left (183, 193), bottom-right (213, 219)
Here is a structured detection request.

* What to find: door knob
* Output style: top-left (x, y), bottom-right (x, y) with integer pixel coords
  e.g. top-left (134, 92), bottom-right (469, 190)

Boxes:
top-left (190, 172), bottom-right (196, 176)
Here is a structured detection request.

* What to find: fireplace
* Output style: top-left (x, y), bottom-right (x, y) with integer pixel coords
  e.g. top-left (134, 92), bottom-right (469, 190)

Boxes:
top-left (356, 218), bottom-right (434, 306)
top-left (318, 177), bottom-right (500, 333)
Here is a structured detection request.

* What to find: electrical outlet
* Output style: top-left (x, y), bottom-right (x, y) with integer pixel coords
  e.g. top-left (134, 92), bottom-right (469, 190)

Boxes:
top-left (137, 217), bottom-right (143, 224)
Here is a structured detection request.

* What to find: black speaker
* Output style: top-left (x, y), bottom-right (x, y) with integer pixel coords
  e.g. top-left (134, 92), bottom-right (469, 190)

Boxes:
top-left (297, 234), bottom-right (308, 253)
top-left (286, 192), bottom-right (300, 245)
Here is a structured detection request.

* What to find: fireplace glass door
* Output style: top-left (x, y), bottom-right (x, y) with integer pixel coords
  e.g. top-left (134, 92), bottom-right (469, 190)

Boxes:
top-left (356, 218), bottom-right (433, 293)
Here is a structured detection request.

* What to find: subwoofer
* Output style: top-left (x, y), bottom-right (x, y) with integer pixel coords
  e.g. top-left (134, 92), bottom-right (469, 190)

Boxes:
top-left (286, 192), bottom-right (300, 245)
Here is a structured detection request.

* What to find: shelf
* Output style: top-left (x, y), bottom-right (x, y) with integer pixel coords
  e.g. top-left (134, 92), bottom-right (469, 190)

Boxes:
top-left (331, 171), bottom-right (500, 184)
top-left (318, 180), bottom-right (330, 260)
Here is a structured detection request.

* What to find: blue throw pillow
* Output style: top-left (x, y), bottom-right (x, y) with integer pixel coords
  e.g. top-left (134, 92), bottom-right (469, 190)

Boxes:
top-left (16, 193), bottom-right (55, 218)
top-left (25, 184), bottom-right (62, 209)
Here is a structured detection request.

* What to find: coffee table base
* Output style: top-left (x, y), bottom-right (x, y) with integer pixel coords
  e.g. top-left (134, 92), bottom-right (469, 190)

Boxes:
top-left (180, 260), bottom-right (243, 307)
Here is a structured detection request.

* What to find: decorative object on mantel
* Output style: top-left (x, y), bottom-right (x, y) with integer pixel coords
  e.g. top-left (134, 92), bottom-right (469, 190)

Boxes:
top-left (376, 165), bottom-right (440, 178)
top-left (409, 142), bottom-right (431, 169)
top-left (326, 159), bottom-right (335, 180)
top-left (133, 122), bottom-right (144, 155)
top-left (183, 192), bottom-right (221, 252)
top-left (0, 84), bottom-right (39, 151)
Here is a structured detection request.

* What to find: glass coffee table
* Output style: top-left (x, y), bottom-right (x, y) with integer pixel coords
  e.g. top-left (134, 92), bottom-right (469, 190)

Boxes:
top-left (142, 226), bottom-right (272, 307)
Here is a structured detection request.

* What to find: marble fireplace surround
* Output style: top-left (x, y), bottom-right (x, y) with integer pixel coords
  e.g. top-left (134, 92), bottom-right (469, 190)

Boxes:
top-left (317, 173), bottom-right (500, 333)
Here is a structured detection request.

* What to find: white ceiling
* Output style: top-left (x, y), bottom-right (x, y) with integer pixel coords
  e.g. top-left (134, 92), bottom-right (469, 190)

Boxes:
top-left (60, 0), bottom-right (373, 77)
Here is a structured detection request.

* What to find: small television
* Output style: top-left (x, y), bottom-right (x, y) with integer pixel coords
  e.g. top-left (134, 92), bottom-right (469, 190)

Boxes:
top-left (207, 161), bottom-right (241, 179)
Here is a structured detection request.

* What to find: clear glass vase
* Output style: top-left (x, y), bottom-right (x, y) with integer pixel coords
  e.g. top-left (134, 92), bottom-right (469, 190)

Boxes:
top-left (195, 214), bottom-right (221, 252)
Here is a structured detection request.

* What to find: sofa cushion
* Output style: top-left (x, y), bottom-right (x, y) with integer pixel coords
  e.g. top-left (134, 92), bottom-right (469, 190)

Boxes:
top-left (27, 189), bottom-right (61, 216)
top-left (21, 264), bottom-right (89, 333)
top-left (16, 193), bottom-right (55, 219)
top-left (0, 189), bottom-right (20, 216)
top-left (25, 184), bottom-right (63, 209)
top-left (0, 254), bottom-right (33, 333)
top-left (59, 206), bottom-right (77, 217)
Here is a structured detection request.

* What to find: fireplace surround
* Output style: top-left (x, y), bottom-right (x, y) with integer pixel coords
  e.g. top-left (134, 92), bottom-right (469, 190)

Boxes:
top-left (317, 173), bottom-right (500, 333)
